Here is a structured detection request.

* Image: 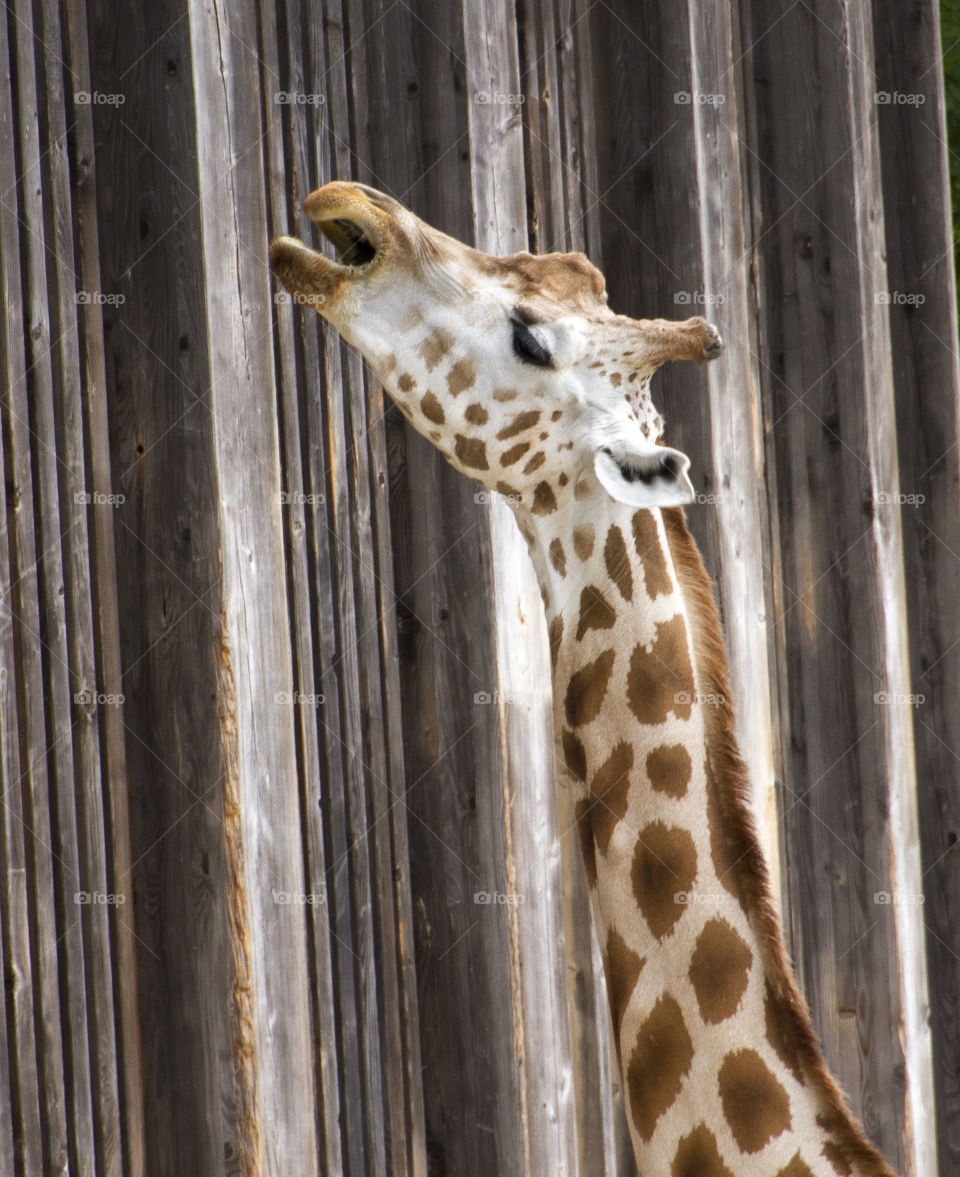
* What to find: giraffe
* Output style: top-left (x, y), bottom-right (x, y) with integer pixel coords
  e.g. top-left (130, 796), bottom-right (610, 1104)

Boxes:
top-left (270, 181), bottom-right (900, 1177)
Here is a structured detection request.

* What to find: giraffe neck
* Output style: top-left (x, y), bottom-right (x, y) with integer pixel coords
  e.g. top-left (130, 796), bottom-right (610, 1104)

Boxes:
top-left (518, 494), bottom-right (895, 1177)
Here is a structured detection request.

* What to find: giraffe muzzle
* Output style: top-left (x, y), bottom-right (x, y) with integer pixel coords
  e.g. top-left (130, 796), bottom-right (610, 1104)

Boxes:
top-left (269, 182), bottom-right (391, 308)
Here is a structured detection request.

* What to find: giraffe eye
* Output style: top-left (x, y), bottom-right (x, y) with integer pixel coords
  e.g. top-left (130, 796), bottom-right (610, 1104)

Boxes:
top-left (512, 320), bottom-right (552, 367)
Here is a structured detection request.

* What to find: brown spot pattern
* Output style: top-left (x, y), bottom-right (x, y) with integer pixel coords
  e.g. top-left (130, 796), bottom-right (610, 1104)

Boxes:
top-left (564, 648), bottom-right (615, 728)
top-left (763, 979), bottom-right (806, 1085)
top-left (627, 994), bottom-right (694, 1142)
top-left (397, 372), bottom-right (415, 392)
top-left (821, 1141), bottom-right (852, 1175)
top-left (632, 510), bottom-right (673, 598)
top-left (420, 392), bottom-right (445, 424)
top-left (497, 409), bottom-right (540, 440)
top-left (574, 799), bottom-right (597, 888)
top-left (561, 727), bottom-right (586, 782)
top-left (604, 524), bottom-right (633, 602)
top-left (776, 1157), bottom-right (814, 1177)
top-left (417, 328), bottom-right (454, 371)
top-left (576, 585), bottom-right (617, 641)
top-left (447, 357), bottom-right (476, 395)
top-left (573, 524), bottom-right (595, 560)
top-left (496, 480), bottom-right (520, 500)
top-left (549, 538), bottom-right (566, 577)
top-left (688, 919), bottom-right (753, 1024)
top-left (626, 614), bottom-right (695, 725)
top-left (523, 451), bottom-right (546, 474)
top-left (493, 387), bottom-right (517, 401)
top-left (532, 481), bottom-right (557, 515)
top-left (464, 402), bottom-right (488, 425)
top-left (717, 1049), bottom-right (791, 1154)
top-left (589, 741), bottom-right (633, 853)
top-left (646, 744), bottom-right (692, 798)
top-left (604, 927), bottom-right (644, 1045)
top-left (548, 616), bottom-right (564, 670)
top-left (454, 434), bottom-right (488, 471)
top-left (670, 1125), bottom-right (734, 1177)
top-left (501, 441), bottom-right (530, 466)
top-left (632, 822), bottom-right (697, 940)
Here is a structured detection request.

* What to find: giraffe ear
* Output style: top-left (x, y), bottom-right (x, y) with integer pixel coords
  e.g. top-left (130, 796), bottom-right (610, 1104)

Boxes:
top-left (593, 441), bottom-right (695, 507)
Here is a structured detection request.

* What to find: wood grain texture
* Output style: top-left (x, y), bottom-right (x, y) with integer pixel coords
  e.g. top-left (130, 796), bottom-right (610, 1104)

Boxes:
top-left (871, 4), bottom-right (958, 1174)
top-left (736, 1), bottom-right (922, 1170)
top-left (0, 1), bottom-right (953, 1174)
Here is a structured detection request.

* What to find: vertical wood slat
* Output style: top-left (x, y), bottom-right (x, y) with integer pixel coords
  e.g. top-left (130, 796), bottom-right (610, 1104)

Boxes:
top-left (8, 1), bottom-right (108, 1172)
top-left (871, 3), bottom-right (959, 1174)
top-left (685, 0), bottom-right (782, 894)
top-left (0, 9), bottom-right (52, 1175)
top-left (462, 3), bottom-right (579, 1176)
top-left (262, 5), bottom-right (349, 1175)
top-left (842, 11), bottom-right (936, 1177)
top-left (88, 4), bottom-right (238, 1175)
top-left (735, 1), bottom-right (918, 1169)
top-left (34, 1), bottom-right (127, 1172)
top-left (61, 0), bottom-right (147, 1171)
top-left (187, 3), bottom-right (320, 1175)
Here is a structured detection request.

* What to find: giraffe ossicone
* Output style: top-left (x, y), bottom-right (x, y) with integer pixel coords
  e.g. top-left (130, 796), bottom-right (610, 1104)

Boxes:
top-left (270, 181), bottom-right (899, 1177)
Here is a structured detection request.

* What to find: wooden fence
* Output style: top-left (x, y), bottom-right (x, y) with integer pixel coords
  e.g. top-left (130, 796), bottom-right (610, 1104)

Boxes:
top-left (0, 1), bottom-right (957, 1175)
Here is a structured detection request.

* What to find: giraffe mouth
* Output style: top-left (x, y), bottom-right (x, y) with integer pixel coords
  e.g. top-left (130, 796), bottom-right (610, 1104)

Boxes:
top-left (316, 217), bottom-right (379, 268)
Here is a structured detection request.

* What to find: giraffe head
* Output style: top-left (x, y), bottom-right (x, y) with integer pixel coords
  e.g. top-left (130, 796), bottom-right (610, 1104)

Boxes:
top-left (270, 182), bottom-right (722, 518)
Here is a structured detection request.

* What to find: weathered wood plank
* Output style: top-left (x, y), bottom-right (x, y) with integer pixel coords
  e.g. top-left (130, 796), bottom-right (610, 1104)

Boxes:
top-left (261, 5), bottom-right (352, 1175)
top-left (8, 1), bottom-right (107, 1171)
top-left (871, 3), bottom-right (958, 1173)
top-left (187, 3), bottom-right (321, 1175)
top-left (685, 0), bottom-right (782, 892)
top-left (61, 0), bottom-right (147, 1166)
top-left (0, 8), bottom-right (69, 1176)
top-left (87, 3), bottom-right (238, 1172)
top-left (33, 0), bottom-right (126, 1169)
top-left (736, 1), bottom-right (910, 1167)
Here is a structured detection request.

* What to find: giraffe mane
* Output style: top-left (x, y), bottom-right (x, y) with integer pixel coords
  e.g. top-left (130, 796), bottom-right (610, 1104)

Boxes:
top-left (662, 507), bottom-right (898, 1177)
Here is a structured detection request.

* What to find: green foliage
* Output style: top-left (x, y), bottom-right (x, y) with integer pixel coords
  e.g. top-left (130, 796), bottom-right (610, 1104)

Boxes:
top-left (942, 1), bottom-right (960, 259)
